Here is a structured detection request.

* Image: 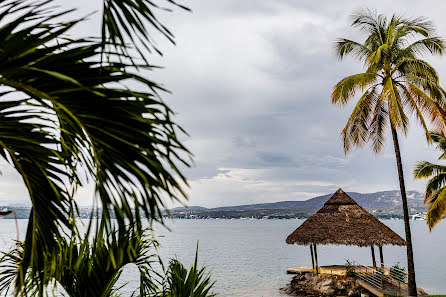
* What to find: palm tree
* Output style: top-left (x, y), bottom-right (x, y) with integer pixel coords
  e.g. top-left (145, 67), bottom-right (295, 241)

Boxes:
top-left (413, 130), bottom-right (446, 229)
top-left (0, 0), bottom-right (193, 292)
top-left (332, 9), bottom-right (446, 295)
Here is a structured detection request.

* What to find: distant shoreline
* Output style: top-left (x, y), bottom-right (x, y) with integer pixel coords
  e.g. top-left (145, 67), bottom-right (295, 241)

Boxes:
top-left (0, 207), bottom-right (427, 220)
top-left (0, 188), bottom-right (429, 220)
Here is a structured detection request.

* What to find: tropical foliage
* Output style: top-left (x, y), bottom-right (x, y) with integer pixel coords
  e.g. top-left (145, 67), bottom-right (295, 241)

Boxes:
top-left (332, 9), bottom-right (446, 295)
top-left (102, 0), bottom-right (190, 61)
top-left (0, 0), bottom-right (216, 295)
top-left (390, 262), bottom-right (408, 283)
top-left (161, 250), bottom-right (216, 297)
top-left (414, 130), bottom-right (446, 229)
top-left (344, 259), bottom-right (356, 277)
top-left (0, 228), bottom-right (215, 296)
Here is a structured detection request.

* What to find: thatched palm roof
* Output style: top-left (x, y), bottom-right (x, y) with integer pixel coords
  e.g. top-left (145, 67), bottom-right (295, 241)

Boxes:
top-left (286, 188), bottom-right (406, 247)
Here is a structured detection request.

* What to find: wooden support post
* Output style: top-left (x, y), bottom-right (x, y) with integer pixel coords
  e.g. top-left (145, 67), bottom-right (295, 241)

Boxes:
top-left (379, 246), bottom-right (384, 289)
top-left (379, 246), bottom-right (384, 268)
top-left (310, 244), bottom-right (315, 270)
top-left (313, 244), bottom-right (319, 274)
top-left (371, 245), bottom-right (377, 268)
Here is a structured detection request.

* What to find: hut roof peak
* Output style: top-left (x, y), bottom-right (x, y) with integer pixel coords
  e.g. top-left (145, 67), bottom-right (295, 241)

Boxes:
top-left (324, 188), bottom-right (357, 206)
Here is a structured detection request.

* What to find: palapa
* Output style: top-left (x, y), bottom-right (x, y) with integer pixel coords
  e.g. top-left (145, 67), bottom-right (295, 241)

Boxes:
top-left (286, 188), bottom-right (406, 247)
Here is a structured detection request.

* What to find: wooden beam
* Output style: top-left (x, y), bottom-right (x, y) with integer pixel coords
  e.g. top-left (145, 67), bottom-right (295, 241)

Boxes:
top-left (310, 244), bottom-right (315, 270)
top-left (371, 245), bottom-right (377, 268)
top-left (379, 246), bottom-right (384, 268)
top-left (313, 244), bottom-right (319, 274)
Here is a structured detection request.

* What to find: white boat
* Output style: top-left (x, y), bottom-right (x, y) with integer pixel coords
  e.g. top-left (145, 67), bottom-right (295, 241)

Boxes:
top-left (411, 213), bottom-right (425, 220)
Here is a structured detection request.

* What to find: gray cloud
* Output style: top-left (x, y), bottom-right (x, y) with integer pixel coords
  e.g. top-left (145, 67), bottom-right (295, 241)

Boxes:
top-left (1, 0), bottom-right (446, 207)
top-left (156, 0), bottom-right (446, 207)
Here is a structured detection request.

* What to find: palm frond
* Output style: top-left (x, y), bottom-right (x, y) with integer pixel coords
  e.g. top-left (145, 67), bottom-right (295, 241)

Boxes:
top-left (404, 37), bottom-right (445, 56)
top-left (426, 187), bottom-right (446, 230)
top-left (334, 38), bottom-right (371, 61)
top-left (368, 98), bottom-right (388, 153)
top-left (413, 161), bottom-right (446, 179)
top-left (429, 130), bottom-right (446, 159)
top-left (398, 84), bottom-right (431, 143)
top-left (424, 173), bottom-right (446, 200)
top-left (161, 246), bottom-right (216, 297)
top-left (398, 16), bottom-right (435, 38)
top-left (340, 87), bottom-right (377, 153)
top-left (350, 8), bottom-right (387, 44)
top-left (332, 73), bottom-right (379, 105)
top-left (387, 79), bottom-right (409, 134)
top-left (0, 97), bottom-right (75, 287)
top-left (102, 0), bottom-right (190, 62)
top-left (396, 58), bottom-right (439, 81)
top-left (406, 82), bottom-right (446, 133)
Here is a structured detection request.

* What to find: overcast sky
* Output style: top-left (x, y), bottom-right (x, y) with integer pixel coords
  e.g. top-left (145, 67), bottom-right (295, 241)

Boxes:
top-left (2, 0), bottom-right (446, 207)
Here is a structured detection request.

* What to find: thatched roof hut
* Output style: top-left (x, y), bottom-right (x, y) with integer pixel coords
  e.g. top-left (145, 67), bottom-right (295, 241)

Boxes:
top-left (286, 188), bottom-right (405, 246)
top-left (286, 188), bottom-right (405, 273)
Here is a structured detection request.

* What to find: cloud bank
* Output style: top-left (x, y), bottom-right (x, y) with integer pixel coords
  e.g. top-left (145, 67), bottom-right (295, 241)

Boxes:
top-left (2, 0), bottom-right (446, 207)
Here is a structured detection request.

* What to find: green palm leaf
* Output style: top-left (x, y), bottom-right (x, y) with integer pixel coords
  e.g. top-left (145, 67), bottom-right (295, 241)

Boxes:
top-left (161, 246), bottom-right (216, 297)
top-left (0, 0), bottom-right (191, 289)
top-left (0, 227), bottom-right (163, 296)
top-left (414, 131), bottom-right (446, 229)
top-left (102, 0), bottom-right (190, 62)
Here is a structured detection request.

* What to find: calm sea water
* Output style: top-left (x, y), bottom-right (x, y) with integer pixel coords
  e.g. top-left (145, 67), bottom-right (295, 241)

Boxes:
top-left (0, 219), bottom-right (444, 296)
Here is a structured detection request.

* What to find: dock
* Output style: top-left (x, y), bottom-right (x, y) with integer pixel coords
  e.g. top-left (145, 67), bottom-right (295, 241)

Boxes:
top-left (287, 264), bottom-right (425, 297)
top-left (287, 265), bottom-right (390, 276)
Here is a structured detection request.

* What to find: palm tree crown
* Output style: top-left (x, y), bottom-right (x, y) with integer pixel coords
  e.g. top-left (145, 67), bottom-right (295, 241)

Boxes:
top-left (333, 9), bottom-right (446, 153)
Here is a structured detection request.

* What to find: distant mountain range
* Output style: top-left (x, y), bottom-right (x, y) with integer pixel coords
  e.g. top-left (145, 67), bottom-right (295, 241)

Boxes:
top-left (171, 206), bottom-right (207, 211)
top-left (173, 190), bottom-right (425, 212)
top-left (0, 190), bottom-right (426, 220)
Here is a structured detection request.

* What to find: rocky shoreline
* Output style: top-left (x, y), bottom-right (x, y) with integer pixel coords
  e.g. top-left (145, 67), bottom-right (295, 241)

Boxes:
top-left (280, 273), bottom-right (367, 296)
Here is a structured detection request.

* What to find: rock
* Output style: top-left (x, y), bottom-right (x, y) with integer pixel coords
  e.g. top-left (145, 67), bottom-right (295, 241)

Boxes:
top-left (319, 285), bottom-right (335, 295)
top-left (320, 279), bottom-right (333, 287)
top-left (417, 287), bottom-right (428, 296)
top-left (285, 273), bottom-right (363, 297)
top-left (279, 284), bottom-right (298, 296)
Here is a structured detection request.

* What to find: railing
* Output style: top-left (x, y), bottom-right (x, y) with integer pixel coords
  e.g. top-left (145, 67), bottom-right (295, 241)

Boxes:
top-left (384, 263), bottom-right (408, 295)
top-left (353, 262), bottom-right (408, 295)
top-left (388, 264), bottom-right (408, 284)
top-left (355, 264), bottom-right (384, 291)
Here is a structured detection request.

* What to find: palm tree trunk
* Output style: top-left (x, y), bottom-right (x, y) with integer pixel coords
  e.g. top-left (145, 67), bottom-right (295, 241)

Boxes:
top-left (390, 125), bottom-right (417, 296)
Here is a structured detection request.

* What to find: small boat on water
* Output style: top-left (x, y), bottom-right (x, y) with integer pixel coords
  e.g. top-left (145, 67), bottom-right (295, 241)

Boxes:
top-left (411, 213), bottom-right (425, 220)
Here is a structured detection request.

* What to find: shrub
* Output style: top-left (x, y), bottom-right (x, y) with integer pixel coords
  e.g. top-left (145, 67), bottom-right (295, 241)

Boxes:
top-left (390, 262), bottom-right (407, 283)
top-left (345, 259), bottom-right (356, 277)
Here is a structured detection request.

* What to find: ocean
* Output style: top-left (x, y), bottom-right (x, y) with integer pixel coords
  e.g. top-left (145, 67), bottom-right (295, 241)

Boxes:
top-left (0, 219), bottom-right (444, 296)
